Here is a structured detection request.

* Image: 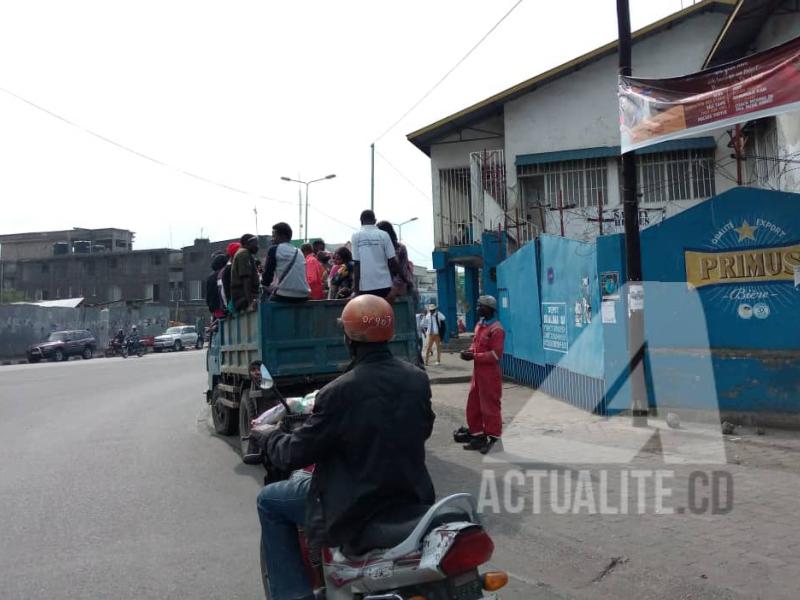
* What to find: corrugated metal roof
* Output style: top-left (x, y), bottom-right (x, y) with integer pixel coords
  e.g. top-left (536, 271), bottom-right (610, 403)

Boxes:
top-left (515, 137), bottom-right (717, 165)
top-left (408, 0), bottom-right (736, 156)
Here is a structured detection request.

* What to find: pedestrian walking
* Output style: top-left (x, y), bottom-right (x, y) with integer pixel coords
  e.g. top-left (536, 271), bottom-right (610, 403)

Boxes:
top-left (457, 295), bottom-right (505, 455)
top-left (421, 303), bottom-right (446, 366)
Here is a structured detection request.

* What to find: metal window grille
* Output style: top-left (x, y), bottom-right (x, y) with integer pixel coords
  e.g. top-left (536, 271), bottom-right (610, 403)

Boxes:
top-left (438, 167), bottom-right (473, 245)
top-left (517, 158), bottom-right (608, 208)
top-left (635, 149), bottom-right (715, 204)
top-left (747, 118), bottom-right (781, 190)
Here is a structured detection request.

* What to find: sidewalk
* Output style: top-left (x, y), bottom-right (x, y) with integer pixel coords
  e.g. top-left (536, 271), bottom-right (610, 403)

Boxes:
top-left (428, 380), bottom-right (800, 599)
top-left (425, 351), bottom-right (474, 384)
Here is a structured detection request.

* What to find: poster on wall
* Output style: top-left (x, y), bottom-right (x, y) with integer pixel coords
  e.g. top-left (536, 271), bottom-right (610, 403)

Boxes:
top-left (619, 35), bottom-right (800, 152)
top-left (542, 302), bottom-right (568, 353)
top-left (684, 216), bottom-right (800, 321)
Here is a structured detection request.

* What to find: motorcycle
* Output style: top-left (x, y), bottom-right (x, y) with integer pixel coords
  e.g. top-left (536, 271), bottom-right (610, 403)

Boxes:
top-left (250, 365), bottom-right (507, 600)
top-left (105, 338), bottom-right (128, 358)
top-left (124, 336), bottom-right (145, 358)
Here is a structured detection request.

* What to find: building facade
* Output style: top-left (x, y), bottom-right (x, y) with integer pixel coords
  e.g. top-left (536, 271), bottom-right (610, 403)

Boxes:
top-left (408, 0), bottom-right (800, 336)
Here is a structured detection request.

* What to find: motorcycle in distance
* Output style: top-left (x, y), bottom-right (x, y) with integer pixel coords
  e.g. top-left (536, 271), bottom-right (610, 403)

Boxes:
top-left (250, 364), bottom-right (508, 600)
top-left (124, 335), bottom-right (145, 358)
top-left (105, 338), bottom-right (129, 358)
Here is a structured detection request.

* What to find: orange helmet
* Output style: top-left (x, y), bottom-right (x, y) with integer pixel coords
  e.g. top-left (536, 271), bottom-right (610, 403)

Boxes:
top-left (340, 295), bottom-right (395, 343)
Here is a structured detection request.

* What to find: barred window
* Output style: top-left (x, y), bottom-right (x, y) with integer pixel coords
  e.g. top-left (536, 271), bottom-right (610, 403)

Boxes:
top-left (517, 158), bottom-right (608, 208)
top-left (636, 149), bottom-right (715, 204)
top-left (438, 167), bottom-right (473, 245)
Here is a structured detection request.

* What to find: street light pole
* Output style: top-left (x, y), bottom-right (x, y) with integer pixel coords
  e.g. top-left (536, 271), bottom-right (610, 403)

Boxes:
top-left (393, 217), bottom-right (419, 241)
top-left (280, 174), bottom-right (336, 242)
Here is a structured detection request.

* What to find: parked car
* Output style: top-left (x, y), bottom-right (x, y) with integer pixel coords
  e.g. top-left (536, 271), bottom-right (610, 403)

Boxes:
top-left (27, 330), bottom-right (97, 363)
top-left (152, 326), bottom-right (199, 352)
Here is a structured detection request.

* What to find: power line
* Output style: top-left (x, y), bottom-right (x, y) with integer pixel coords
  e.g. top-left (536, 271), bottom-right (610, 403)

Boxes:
top-left (374, 148), bottom-right (432, 201)
top-left (373, 0), bottom-right (524, 142)
top-left (0, 86), bottom-right (294, 207)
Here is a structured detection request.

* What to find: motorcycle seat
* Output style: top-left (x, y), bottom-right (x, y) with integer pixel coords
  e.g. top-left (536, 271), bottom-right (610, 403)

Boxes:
top-left (343, 503), bottom-right (471, 557)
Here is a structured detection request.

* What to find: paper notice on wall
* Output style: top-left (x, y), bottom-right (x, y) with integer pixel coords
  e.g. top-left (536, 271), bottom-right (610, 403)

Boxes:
top-left (601, 300), bottom-right (616, 324)
top-left (795, 265), bottom-right (800, 288)
top-left (628, 284), bottom-right (644, 312)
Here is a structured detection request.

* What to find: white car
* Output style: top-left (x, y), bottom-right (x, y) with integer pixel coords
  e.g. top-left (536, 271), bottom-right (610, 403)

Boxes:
top-left (153, 326), bottom-right (199, 352)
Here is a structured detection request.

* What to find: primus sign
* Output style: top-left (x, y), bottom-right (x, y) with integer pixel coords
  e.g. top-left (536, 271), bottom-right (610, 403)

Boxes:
top-left (685, 243), bottom-right (800, 288)
top-left (683, 216), bottom-right (798, 320)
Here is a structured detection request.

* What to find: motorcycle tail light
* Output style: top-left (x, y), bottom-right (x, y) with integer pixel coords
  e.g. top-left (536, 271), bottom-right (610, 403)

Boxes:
top-left (440, 528), bottom-right (494, 576)
top-left (482, 570), bottom-right (508, 591)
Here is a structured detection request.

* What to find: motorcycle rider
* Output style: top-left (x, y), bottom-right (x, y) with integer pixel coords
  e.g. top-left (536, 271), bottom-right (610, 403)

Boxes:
top-left (254, 294), bottom-right (435, 600)
top-left (126, 325), bottom-right (140, 352)
top-left (114, 328), bottom-right (125, 347)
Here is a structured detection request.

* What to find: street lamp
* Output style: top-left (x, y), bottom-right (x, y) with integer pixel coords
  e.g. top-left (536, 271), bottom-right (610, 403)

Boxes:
top-left (393, 217), bottom-right (419, 241)
top-left (280, 174), bottom-right (336, 242)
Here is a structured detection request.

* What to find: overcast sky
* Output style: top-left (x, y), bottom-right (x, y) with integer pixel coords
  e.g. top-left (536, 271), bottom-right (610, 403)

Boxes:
top-left (0, 0), bottom-right (689, 267)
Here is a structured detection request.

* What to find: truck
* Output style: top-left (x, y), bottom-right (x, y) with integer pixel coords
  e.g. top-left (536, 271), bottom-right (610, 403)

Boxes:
top-left (206, 297), bottom-right (421, 458)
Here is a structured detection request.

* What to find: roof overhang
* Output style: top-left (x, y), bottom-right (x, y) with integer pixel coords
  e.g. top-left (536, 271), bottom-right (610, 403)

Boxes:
top-left (408, 0), bottom-right (736, 156)
top-left (704, 0), bottom-right (785, 68)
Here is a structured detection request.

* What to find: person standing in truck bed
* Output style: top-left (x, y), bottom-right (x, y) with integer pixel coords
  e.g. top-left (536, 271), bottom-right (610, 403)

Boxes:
top-left (262, 222), bottom-right (310, 303)
top-left (351, 209), bottom-right (399, 299)
top-left (230, 233), bottom-right (261, 312)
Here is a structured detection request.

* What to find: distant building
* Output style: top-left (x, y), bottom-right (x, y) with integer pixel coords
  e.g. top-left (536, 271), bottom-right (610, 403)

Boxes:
top-left (0, 230), bottom-right (270, 313)
top-left (0, 227), bottom-right (134, 261)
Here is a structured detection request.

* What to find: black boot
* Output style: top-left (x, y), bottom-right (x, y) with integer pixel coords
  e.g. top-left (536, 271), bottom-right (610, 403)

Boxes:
top-left (480, 436), bottom-right (500, 455)
top-left (453, 426), bottom-right (473, 443)
top-left (463, 435), bottom-right (487, 451)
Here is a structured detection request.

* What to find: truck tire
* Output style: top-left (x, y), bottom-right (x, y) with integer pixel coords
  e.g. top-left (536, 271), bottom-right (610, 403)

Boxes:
top-left (211, 387), bottom-right (238, 436)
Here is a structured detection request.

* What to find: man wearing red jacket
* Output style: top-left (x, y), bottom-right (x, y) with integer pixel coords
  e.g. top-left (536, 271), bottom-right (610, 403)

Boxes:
top-left (459, 295), bottom-right (505, 454)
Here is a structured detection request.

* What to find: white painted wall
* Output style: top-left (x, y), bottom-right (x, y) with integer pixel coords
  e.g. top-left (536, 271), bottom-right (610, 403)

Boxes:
top-left (503, 10), bottom-right (733, 240)
top-left (754, 1), bottom-right (800, 192)
top-left (429, 115), bottom-right (504, 247)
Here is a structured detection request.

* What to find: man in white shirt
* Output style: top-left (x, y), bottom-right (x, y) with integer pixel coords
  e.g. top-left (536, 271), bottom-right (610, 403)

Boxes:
top-left (421, 303), bottom-right (446, 366)
top-left (351, 209), bottom-right (399, 298)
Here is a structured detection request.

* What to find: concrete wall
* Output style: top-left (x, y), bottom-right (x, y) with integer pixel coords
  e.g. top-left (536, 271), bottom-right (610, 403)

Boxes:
top-left (504, 9), bottom-right (735, 241)
top-left (755, 1), bottom-right (800, 193)
top-left (429, 115), bottom-right (505, 248)
top-left (0, 304), bottom-right (171, 358)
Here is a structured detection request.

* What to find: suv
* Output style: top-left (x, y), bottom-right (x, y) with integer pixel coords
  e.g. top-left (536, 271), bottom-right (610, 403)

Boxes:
top-left (27, 330), bottom-right (97, 363)
top-left (153, 326), bottom-right (199, 352)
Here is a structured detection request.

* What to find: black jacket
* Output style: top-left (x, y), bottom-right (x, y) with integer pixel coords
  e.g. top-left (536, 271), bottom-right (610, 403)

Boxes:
top-left (206, 270), bottom-right (222, 314)
top-left (266, 345), bottom-right (435, 547)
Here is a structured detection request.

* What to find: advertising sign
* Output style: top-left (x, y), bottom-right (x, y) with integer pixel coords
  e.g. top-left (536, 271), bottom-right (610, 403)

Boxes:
top-left (541, 302), bottom-right (568, 353)
top-left (619, 35), bottom-right (800, 152)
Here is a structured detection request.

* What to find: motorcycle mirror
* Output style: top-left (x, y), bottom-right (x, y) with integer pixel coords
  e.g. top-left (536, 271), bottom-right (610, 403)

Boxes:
top-left (259, 364), bottom-right (274, 390)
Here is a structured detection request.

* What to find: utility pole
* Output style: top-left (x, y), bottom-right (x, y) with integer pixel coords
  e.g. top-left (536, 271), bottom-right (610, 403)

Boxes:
top-left (617, 0), bottom-right (648, 427)
top-left (370, 143), bottom-right (375, 210)
top-left (298, 185), bottom-right (303, 240)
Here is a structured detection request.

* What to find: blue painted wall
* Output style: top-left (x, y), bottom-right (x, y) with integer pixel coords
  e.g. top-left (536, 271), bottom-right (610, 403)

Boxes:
top-left (538, 235), bottom-right (604, 379)
top-left (499, 188), bottom-right (800, 417)
top-left (497, 241), bottom-right (544, 365)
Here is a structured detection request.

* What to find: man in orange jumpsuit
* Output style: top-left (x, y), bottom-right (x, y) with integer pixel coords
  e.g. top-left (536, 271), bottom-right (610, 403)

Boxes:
top-left (458, 295), bottom-right (505, 454)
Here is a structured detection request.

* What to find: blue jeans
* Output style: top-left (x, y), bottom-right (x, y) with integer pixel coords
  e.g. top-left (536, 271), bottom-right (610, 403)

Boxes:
top-left (256, 470), bottom-right (314, 600)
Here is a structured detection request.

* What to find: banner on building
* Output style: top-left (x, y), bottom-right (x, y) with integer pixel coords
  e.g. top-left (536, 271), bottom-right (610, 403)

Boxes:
top-left (619, 35), bottom-right (800, 153)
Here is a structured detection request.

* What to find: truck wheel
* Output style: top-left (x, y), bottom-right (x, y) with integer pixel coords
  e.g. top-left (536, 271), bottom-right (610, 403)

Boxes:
top-left (174, 340), bottom-right (183, 352)
top-left (82, 346), bottom-right (93, 360)
top-left (211, 387), bottom-right (238, 436)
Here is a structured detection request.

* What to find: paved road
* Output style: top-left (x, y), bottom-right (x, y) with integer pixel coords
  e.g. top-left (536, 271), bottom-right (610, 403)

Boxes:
top-left (3, 353), bottom-right (795, 599)
top-left (0, 351), bottom-right (266, 600)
